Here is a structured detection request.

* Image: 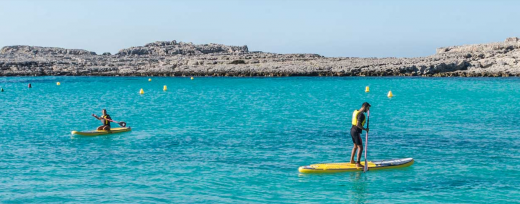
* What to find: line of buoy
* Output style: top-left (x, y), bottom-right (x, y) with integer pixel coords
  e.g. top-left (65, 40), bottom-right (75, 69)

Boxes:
top-left (364, 86), bottom-right (394, 97)
top-left (57, 82), bottom-right (61, 86)
top-left (141, 86), bottom-right (173, 93)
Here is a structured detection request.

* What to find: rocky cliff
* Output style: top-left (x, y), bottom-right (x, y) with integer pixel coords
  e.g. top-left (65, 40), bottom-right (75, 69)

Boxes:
top-left (1, 38), bottom-right (519, 77)
top-left (117, 41), bottom-right (249, 56)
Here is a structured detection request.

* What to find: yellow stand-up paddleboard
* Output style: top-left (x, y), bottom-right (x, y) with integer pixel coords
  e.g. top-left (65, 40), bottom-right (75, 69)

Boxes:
top-left (298, 158), bottom-right (414, 173)
top-left (71, 127), bottom-right (131, 136)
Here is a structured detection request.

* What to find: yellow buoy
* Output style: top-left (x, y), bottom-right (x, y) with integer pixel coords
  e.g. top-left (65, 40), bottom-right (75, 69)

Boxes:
top-left (163, 85), bottom-right (167, 91)
top-left (57, 82), bottom-right (61, 86)
top-left (148, 78), bottom-right (152, 82)
top-left (139, 88), bottom-right (144, 94)
top-left (387, 91), bottom-right (393, 98)
top-left (191, 77), bottom-right (194, 80)
top-left (365, 86), bottom-right (370, 93)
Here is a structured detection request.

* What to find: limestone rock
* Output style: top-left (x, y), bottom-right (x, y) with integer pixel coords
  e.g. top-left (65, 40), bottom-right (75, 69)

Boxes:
top-left (1, 46), bottom-right (96, 56)
top-left (1, 37), bottom-right (520, 77)
top-left (117, 41), bottom-right (248, 56)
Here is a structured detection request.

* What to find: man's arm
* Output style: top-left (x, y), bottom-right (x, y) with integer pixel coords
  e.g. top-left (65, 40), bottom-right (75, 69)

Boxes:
top-left (356, 114), bottom-right (368, 132)
top-left (92, 114), bottom-right (100, 120)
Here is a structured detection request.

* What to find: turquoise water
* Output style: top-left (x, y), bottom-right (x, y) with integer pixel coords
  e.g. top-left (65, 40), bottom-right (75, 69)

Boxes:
top-left (1, 76), bottom-right (519, 203)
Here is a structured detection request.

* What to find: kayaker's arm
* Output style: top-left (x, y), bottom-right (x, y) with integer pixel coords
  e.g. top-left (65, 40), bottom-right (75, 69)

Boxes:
top-left (92, 114), bottom-right (115, 122)
top-left (91, 114), bottom-right (127, 127)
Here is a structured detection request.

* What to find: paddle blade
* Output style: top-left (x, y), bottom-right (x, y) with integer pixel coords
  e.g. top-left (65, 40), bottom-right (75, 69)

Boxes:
top-left (118, 122), bottom-right (127, 127)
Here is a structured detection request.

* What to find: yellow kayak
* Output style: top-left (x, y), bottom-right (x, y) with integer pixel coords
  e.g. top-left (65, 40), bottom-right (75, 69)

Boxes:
top-left (298, 158), bottom-right (414, 173)
top-left (71, 127), bottom-right (131, 136)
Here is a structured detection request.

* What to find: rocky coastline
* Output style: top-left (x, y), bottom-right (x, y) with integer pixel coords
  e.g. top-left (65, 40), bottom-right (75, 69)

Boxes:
top-left (1, 37), bottom-right (519, 77)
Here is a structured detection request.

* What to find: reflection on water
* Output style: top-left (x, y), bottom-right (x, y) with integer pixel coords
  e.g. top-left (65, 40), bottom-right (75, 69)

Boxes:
top-left (349, 172), bottom-right (368, 203)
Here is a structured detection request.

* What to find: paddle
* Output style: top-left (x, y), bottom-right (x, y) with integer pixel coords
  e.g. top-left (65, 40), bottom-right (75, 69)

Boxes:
top-left (364, 110), bottom-right (370, 173)
top-left (92, 114), bottom-right (127, 127)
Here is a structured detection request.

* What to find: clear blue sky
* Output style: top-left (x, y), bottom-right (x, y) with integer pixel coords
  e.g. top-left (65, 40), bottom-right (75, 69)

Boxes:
top-left (1, 0), bottom-right (519, 57)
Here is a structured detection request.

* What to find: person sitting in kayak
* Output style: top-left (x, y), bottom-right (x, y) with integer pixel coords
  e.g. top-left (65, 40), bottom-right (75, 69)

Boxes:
top-left (350, 102), bottom-right (370, 168)
top-left (92, 109), bottom-right (112, 130)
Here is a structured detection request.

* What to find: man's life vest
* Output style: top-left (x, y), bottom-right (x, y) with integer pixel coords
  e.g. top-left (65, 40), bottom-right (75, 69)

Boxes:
top-left (351, 110), bottom-right (366, 126)
top-left (102, 115), bottom-right (111, 125)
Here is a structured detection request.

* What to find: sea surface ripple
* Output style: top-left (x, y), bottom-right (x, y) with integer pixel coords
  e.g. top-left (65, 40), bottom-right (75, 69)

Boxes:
top-left (1, 77), bottom-right (519, 203)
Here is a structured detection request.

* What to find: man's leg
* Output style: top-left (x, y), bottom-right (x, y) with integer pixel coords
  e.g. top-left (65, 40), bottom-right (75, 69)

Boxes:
top-left (97, 125), bottom-right (110, 130)
top-left (350, 145), bottom-right (358, 164)
top-left (350, 128), bottom-right (361, 164)
top-left (356, 145), bottom-right (364, 168)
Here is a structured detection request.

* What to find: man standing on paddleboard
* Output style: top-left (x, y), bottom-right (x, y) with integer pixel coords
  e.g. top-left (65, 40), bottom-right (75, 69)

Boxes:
top-left (350, 102), bottom-right (370, 168)
top-left (92, 109), bottom-right (112, 130)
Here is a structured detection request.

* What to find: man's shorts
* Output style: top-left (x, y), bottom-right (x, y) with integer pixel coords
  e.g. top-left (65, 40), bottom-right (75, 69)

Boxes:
top-left (350, 127), bottom-right (363, 146)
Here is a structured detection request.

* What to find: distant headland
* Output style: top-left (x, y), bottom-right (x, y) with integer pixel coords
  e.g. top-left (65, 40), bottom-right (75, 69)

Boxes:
top-left (1, 37), bottom-right (519, 77)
